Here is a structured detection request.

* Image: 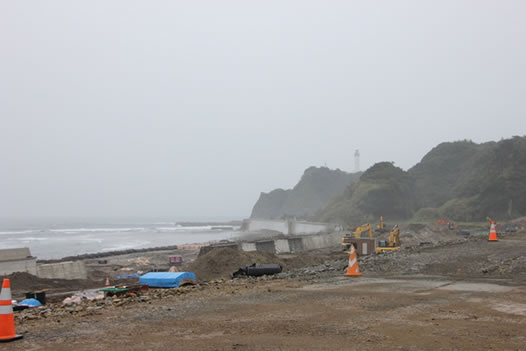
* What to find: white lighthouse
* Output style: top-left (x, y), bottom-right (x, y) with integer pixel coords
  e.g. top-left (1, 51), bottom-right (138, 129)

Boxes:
top-left (354, 149), bottom-right (360, 173)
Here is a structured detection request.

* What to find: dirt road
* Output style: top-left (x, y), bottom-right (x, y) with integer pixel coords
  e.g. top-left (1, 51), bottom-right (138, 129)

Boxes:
top-left (8, 232), bottom-right (526, 350)
top-left (9, 275), bottom-right (526, 350)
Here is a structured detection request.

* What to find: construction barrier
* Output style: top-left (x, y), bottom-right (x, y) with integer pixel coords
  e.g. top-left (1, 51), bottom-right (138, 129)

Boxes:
top-left (0, 279), bottom-right (23, 342)
top-left (488, 221), bottom-right (498, 242)
top-left (344, 245), bottom-right (362, 277)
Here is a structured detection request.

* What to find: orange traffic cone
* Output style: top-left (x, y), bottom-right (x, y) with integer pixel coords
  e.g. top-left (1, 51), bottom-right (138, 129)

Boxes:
top-left (0, 279), bottom-right (23, 342)
top-left (344, 245), bottom-right (362, 277)
top-left (488, 221), bottom-right (498, 242)
top-left (105, 277), bottom-right (110, 286)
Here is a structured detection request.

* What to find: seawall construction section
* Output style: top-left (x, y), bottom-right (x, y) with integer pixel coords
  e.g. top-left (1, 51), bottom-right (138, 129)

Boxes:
top-left (244, 219), bottom-right (290, 234)
top-left (200, 231), bottom-right (342, 256)
top-left (243, 219), bottom-right (338, 236)
top-left (0, 247), bottom-right (37, 276)
top-left (37, 261), bottom-right (88, 280)
top-left (0, 258), bottom-right (37, 276)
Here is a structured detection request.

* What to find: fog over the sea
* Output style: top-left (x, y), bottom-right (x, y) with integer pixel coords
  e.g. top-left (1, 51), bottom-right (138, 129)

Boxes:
top-left (1, 1), bottom-right (525, 219)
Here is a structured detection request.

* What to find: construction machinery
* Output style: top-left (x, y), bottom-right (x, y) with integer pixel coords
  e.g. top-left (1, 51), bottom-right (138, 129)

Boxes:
top-left (375, 225), bottom-right (400, 253)
top-left (341, 224), bottom-right (373, 251)
top-left (486, 217), bottom-right (493, 229)
top-left (354, 224), bottom-right (373, 239)
top-left (435, 219), bottom-right (456, 230)
top-left (375, 216), bottom-right (388, 233)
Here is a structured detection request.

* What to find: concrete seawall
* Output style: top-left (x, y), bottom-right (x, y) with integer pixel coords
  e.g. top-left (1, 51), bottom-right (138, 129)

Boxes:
top-left (274, 239), bottom-right (291, 254)
top-left (0, 248), bottom-right (38, 276)
top-left (200, 231), bottom-right (341, 256)
top-left (0, 257), bottom-right (37, 276)
top-left (243, 219), bottom-right (338, 235)
top-left (37, 261), bottom-right (88, 280)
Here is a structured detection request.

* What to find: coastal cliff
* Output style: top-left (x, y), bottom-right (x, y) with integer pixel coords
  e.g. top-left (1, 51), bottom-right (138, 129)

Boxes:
top-left (250, 167), bottom-right (361, 219)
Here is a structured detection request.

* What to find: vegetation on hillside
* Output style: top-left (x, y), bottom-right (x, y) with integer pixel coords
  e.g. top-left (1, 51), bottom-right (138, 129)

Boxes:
top-left (250, 167), bottom-right (361, 219)
top-left (316, 136), bottom-right (526, 225)
top-left (317, 162), bottom-right (417, 224)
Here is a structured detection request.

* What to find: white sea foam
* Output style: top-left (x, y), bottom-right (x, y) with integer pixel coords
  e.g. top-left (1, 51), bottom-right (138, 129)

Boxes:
top-left (79, 238), bottom-right (104, 244)
top-left (49, 227), bottom-right (146, 233)
top-left (100, 240), bottom-right (150, 252)
top-left (16, 236), bottom-right (49, 241)
top-left (0, 230), bottom-right (38, 235)
top-left (155, 226), bottom-right (213, 231)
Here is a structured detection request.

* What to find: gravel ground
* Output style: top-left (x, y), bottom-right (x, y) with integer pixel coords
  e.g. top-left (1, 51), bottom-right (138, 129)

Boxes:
top-left (5, 231), bottom-right (526, 350)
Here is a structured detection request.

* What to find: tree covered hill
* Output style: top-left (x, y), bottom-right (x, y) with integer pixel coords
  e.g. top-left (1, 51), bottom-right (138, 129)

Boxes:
top-left (317, 136), bottom-right (526, 224)
top-left (250, 167), bottom-right (361, 219)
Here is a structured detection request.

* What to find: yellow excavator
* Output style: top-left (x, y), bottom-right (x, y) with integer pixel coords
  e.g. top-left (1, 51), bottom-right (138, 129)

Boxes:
top-left (341, 224), bottom-right (373, 250)
top-left (375, 225), bottom-right (400, 253)
top-left (375, 216), bottom-right (388, 233)
top-left (354, 224), bottom-right (373, 239)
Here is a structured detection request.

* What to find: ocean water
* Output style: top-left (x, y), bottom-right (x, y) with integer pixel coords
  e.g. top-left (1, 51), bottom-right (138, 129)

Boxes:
top-left (0, 218), bottom-right (238, 260)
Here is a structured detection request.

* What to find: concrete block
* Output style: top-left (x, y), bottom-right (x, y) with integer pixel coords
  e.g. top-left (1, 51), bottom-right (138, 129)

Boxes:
top-left (37, 261), bottom-right (88, 280)
top-left (0, 258), bottom-right (37, 276)
top-left (301, 232), bottom-right (341, 251)
top-left (243, 219), bottom-right (333, 236)
top-left (255, 240), bottom-right (276, 254)
top-left (247, 219), bottom-right (289, 234)
top-left (240, 242), bottom-right (257, 252)
top-left (291, 221), bottom-right (329, 235)
top-left (287, 238), bottom-right (304, 253)
top-left (274, 239), bottom-right (290, 254)
top-left (0, 248), bottom-right (32, 261)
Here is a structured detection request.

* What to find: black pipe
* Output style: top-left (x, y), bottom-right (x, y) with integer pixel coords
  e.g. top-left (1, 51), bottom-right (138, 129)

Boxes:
top-left (232, 263), bottom-right (282, 278)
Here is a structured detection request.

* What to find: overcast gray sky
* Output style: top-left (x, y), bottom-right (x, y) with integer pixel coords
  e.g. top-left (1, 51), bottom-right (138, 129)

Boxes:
top-left (1, 1), bottom-right (525, 219)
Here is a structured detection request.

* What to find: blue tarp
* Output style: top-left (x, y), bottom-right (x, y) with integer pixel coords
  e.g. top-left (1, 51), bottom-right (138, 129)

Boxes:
top-left (19, 298), bottom-right (42, 307)
top-left (139, 272), bottom-right (196, 288)
top-left (115, 273), bottom-right (140, 279)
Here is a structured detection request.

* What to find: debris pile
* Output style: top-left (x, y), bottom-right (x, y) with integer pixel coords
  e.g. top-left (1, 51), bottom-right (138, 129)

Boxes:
top-left (185, 248), bottom-right (283, 281)
top-left (3, 272), bottom-right (100, 298)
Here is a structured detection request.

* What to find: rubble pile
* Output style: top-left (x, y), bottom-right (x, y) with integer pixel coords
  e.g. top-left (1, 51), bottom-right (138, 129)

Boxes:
top-left (14, 278), bottom-right (273, 323)
top-left (6, 272), bottom-right (101, 298)
top-left (185, 247), bottom-right (284, 281)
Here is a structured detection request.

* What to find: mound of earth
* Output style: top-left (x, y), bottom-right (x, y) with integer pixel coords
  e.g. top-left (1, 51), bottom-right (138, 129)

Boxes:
top-left (184, 247), bottom-right (344, 282)
top-left (3, 272), bottom-right (100, 297)
top-left (184, 248), bottom-right (284, 281)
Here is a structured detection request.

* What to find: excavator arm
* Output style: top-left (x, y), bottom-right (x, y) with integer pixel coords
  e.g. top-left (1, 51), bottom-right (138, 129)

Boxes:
top-left (389, 225), bottom-right (400, 247)
top-left (354, 224), bottom-right (373, 239)
top-left (376, 225), bottom-right (400, 253)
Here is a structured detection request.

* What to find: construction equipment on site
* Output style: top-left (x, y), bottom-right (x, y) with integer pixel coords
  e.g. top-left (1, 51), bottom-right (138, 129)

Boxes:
top-left (341, 224), bottom-right (373, 251)
top-left (376, 225), bottom-right (400, 253)
top-left (435, 219), bottom-right (456, 230)
top-left (504, 223), bottom-right (518, 233)
top-left (375, 216), bottom-right (388, 233)
top-left (354, 224), bottom-right (373, 239)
